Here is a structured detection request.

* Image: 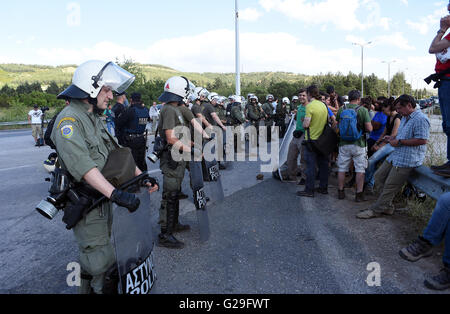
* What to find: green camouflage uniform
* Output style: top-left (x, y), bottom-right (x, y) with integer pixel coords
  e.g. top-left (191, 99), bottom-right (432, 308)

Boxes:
top-left (51, 99), bottom-right (118, 294)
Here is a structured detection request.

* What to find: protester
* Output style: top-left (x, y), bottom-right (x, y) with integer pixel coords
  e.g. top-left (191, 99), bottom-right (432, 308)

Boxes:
top-left (336, 90), bottom-right (373, 202)
top-left (28, 104), bottom-right (43, 146)
top-left (367, 98), bottom-right (388, 157)
top-left (428, 8), bottom-right (450, 173)
top-left (364, 98), bottom-right (402, 195)
top-left (297, 85), bottom-right (329, 197)
top-left (399, 192), bottom-right (450, 290)
top-left (357, 95), bottom-right (430, 219)
top-left (103, 104), bottom-right (115, 135)
top-left (149, 102), bottom-right (160, 134)
top-left (286, 89), bottom-right (307, 183)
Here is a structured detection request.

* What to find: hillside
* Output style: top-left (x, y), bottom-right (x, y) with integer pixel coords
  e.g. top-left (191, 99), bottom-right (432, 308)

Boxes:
top-left (0, 63), bottom-right (311, 88)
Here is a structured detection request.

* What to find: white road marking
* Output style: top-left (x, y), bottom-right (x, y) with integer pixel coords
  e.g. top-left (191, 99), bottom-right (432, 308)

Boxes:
top-left (0, 165), bottom-right (34, 172)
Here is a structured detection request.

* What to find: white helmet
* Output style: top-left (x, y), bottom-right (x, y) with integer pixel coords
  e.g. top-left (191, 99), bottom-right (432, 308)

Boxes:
top-left (292, 96), bottom-right (299, 102)
top-left (158, 76), bottom-right (193, 103)
top-left (282, 97), bottom-right (290, 105)
top-left (58, 60), bottom-right (135, 100)
top-left (266, 94), bottom-right (274, 101)
top-left (250, 95), bottom-right (259, 102)
top-left (233, 95), bottom-right (242, 104)
top-left (247, 93), bottom-right (255, 99)
top-left (207, 92), bottom-right (219, 102)
top-left (194, 87), bottom-right (209, 100)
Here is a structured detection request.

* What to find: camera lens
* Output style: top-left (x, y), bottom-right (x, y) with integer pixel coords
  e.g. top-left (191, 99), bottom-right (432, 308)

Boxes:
top-left (36, 199), bottom-right (59, 220)
top-left (147, 153), bottom-right (159, 164)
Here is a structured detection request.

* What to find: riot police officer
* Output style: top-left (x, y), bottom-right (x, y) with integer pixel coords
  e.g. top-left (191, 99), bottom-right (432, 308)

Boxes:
top-left (52, 60), bottom-right (158, 294)
top-left (115, 92), bottom-right (150, 172)
top-left (261, 94), bottom-right (276, 142)
top-left (247, 95), bottom-right (263, 145)
top-left (157, 76), bottom-right (195, 249)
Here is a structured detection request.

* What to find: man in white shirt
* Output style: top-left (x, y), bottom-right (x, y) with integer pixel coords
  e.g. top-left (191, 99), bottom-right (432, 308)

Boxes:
top-left (28, 104), bottom-right (43, 146)
top-left (149, 102), bottom-right (160, 133)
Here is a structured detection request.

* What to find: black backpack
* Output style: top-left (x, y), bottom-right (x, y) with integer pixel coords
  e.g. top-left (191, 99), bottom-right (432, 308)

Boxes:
top-left (44, 112), bottom-right (60, 150)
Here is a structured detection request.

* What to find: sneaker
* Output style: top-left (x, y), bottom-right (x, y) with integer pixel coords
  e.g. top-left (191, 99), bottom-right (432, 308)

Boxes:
top-left (297, 178), bottom-right (306, 186)
top-left (399, 237), bottom-right (433, 262)
top-left (424, 266), bottom-right (450, 291)
top-left (338, 189), bottom-right (345, 200)
top-left (296, 190), bottom-right (314, 198)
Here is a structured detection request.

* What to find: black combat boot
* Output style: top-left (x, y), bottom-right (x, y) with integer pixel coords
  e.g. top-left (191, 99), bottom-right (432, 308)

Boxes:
top-left (173, 198), bottom-right (190, 233)
top-left (157, 195), bottom-right (184, 249)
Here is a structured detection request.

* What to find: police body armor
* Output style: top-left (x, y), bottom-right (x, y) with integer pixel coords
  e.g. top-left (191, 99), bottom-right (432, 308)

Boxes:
top-left (124, 105), bottom-right (149, 135)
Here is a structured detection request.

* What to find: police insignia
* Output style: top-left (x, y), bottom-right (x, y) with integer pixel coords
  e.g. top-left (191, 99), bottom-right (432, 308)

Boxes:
top-left (61, 125), bottom-right (74, 139)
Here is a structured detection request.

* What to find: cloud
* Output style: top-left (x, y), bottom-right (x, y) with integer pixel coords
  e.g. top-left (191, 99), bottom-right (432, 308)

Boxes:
top-left (240, 8), bottom-right (264, 22)
top-left (406, 7), bottom-right (448, 35)
top-left (34, 28), bottom-right (434, 89)
top-left (345, 32), bottom-right (415, 51)
top-left (258, 0), bottom-right (390, 31)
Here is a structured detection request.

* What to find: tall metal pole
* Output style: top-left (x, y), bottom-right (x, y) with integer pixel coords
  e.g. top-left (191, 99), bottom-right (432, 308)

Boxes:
top-left (353, 41), bottom-right (371, 98)
top-left (235, 0), bottom-right (241, 96)
top-left (382, 60), bottom-right (396, 97)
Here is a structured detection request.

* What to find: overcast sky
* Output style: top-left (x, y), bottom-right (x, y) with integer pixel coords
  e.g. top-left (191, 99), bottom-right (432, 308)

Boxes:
top-left (0, 0), bottom-right (449, 89)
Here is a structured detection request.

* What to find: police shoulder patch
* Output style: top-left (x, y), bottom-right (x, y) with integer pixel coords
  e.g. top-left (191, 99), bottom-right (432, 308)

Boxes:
top-left (61, 125), bottom-right (74, 139)
top-left (57, 117), bottom-right (76, 129)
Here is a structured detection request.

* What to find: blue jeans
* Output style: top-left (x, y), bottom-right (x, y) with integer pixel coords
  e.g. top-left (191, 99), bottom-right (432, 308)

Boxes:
top-left (423, 192), bottom-right (450, 266)
top-left (106, 121), bottom-right (115, 135)
top-left (439, 80), bottom-right (450, 162)
top-left (303, 144), bottom-right (329, 193)
top-left (365, 144), bottom-right (395, 188)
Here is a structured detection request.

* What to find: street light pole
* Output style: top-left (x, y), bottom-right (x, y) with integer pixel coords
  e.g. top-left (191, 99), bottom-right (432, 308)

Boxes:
top-left (382, 60), bottom-right (396, 97)
top-left (235, 0), bottom-right (241, 96)
top-left (353, 41), bottom-right (372, 98)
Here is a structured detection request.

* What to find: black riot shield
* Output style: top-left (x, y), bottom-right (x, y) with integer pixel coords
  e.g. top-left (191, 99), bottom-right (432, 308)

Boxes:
top-left (276, 114), bottom-right (296, 182)
top-left (201, 137), bottom-right (225, 204)
top-left (111, 175), bottom-right (157, 294)
top-left (189, 159), bottom-right (210, 242)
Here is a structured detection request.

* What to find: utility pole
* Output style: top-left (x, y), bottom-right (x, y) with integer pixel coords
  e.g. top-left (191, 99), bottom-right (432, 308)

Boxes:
top-left (352, 41), bottom-right (372, 98)
top-left (235, 0), bottom-right (241, 96)
top-left (382, 60), bottom-right (396, 97)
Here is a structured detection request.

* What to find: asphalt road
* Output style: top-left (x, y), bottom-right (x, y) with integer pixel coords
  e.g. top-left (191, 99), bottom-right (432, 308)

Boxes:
top-left (0, 128), bottom-right (448, 294)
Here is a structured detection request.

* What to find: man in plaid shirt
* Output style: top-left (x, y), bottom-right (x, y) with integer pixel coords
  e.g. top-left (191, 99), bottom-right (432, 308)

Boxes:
top-left (357, 95), bottom-right (430, 219)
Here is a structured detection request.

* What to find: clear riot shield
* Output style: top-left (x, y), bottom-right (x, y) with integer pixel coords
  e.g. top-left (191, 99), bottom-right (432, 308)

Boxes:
top-left (112, 184), bottom-right (157, 294)
top-left (276, 114), bottom-right (296, 181)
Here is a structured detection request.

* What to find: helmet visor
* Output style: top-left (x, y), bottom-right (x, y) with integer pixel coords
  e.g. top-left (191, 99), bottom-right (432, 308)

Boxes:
top-left (96, 62), bottom-right (136, 94)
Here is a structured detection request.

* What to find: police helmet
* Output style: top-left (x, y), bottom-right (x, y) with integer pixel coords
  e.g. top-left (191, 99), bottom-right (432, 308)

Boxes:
top-left (58, 60), bottom-right (135, 100)
top-left (158, 76), bottom-right (193, 103)
top-left (266, 94), bottom-right (274, 101)
top-left (282, 97), bottom-right (290, 105)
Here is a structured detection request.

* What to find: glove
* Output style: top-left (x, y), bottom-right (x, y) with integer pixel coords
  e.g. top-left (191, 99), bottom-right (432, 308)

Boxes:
top-left (110, 189), bottom-right (140, 213)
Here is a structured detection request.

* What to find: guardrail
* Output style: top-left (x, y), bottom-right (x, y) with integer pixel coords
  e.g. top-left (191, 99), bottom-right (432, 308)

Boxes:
top-left (0, 120), bottom-right (49, 127)
top-left (409, 166), bottom-right (450, 200)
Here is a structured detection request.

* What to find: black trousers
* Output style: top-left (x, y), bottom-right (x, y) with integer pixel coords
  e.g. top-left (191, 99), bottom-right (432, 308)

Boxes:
top-left (124, 136), bottom-right (147, 172)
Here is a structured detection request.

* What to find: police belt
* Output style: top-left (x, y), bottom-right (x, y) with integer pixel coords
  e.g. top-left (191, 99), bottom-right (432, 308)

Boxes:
top-left (125, 133), bottom-right (145, 140)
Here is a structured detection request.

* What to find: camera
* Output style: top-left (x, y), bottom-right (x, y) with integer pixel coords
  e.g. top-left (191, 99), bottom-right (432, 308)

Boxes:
top-left (147, 136), bottom-right (167, 164)
top-left (41, 106), bottom-right (50, 113)
top-left (36, 168), bottom-right (73, 220)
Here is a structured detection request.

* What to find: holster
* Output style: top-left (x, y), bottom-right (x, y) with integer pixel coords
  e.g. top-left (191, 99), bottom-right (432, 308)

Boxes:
top-left (62, 195), bottom-right (93, 230)
top-left (165, 146), bottom-right (179, 170)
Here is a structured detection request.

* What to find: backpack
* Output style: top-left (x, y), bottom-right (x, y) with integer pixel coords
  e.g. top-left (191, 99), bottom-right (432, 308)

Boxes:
top-left (44, 112), bottom-right (60, 150)
top-left (339, 105), bottom-right (363, 142)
